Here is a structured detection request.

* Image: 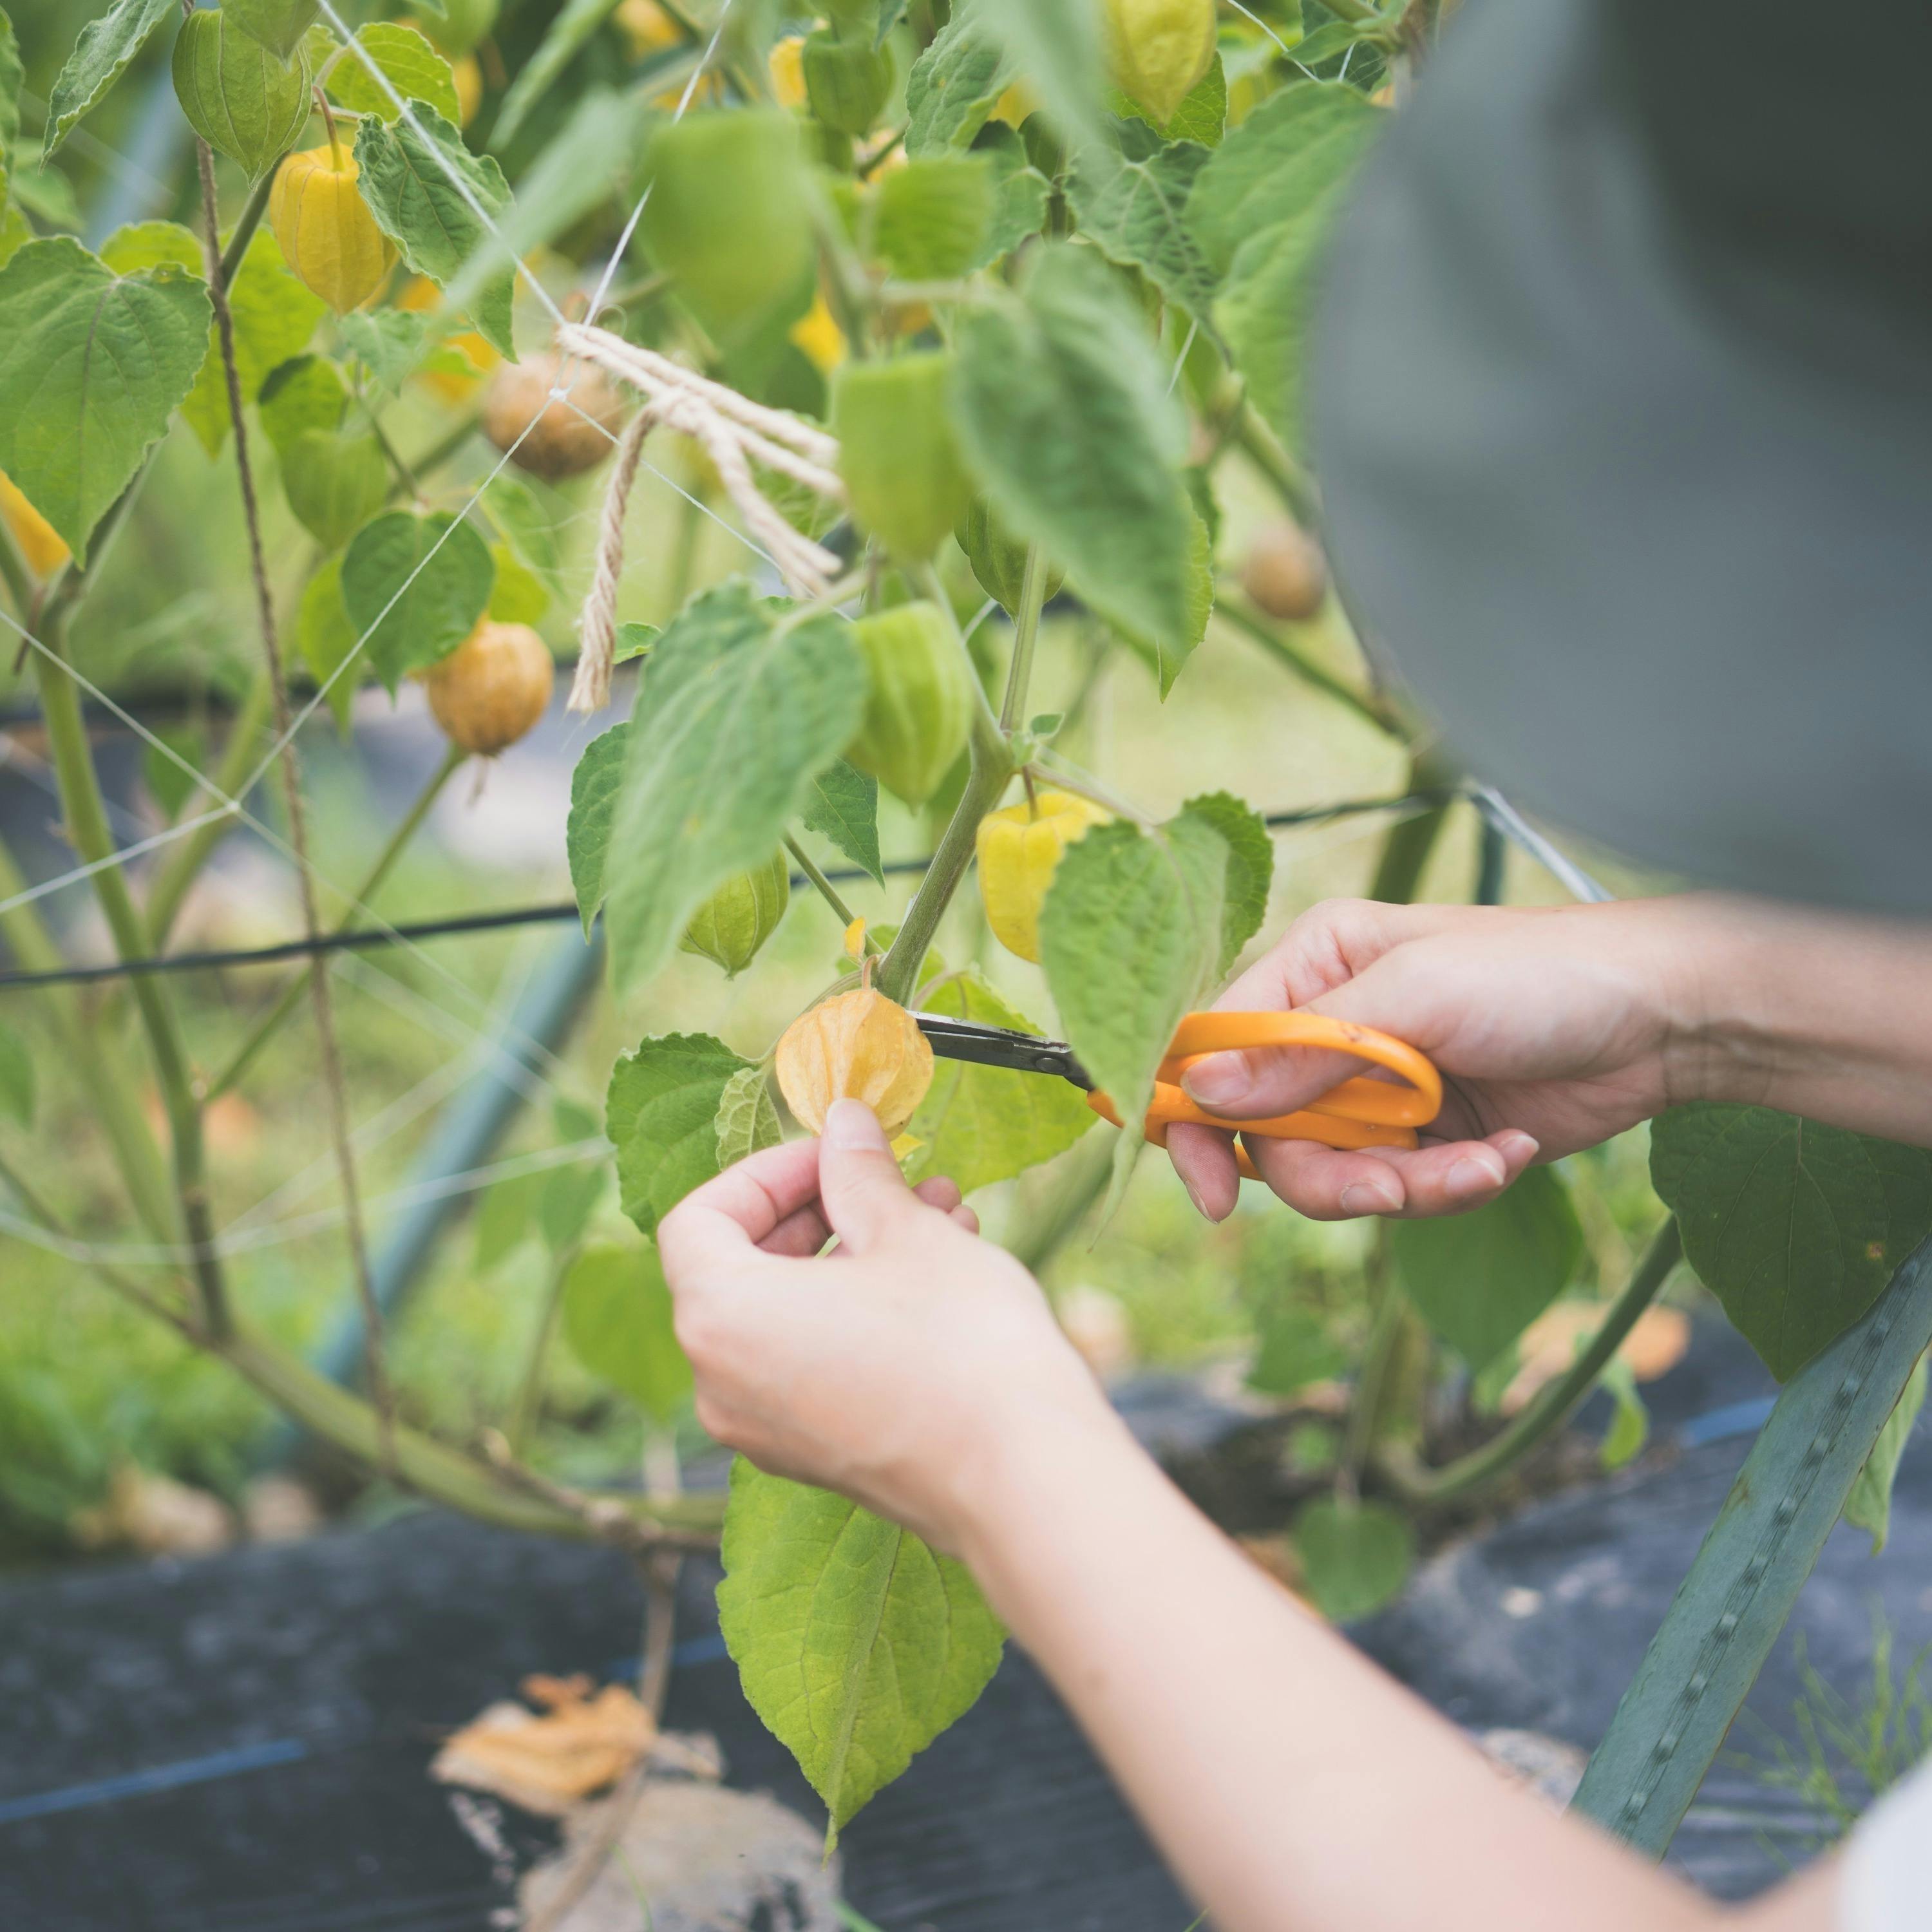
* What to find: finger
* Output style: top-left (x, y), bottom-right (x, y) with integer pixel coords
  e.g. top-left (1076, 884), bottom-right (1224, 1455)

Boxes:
top-left (659, 1138), bottom-right (824, 1280)
top-left (817, 1099), bottom-right (925, 1255)
top-left (949, 1204), bottom-right (980, 1235)
top-left (913, 1176), bottom-right (963, 1214)
top-left (1366, 1130), bottom-right (1540, 1218)
top-left (761, 1202), bottom-right (832, 1257)
top-left (1245, 1137), bottom-right (1409, 1220)
top-left (1166, 1121), bottom-right (1241, 1222)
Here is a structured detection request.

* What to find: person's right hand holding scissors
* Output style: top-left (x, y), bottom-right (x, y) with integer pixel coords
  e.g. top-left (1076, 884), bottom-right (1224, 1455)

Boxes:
top-left (1167, 893), bottom-right (1932, 1226)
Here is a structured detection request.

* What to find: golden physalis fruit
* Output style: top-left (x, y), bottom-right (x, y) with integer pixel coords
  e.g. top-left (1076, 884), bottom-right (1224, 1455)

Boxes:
top-left (680, 852), bottom-right (792, 976)
top-left (976, 788), bottom-right (1112, 963)
top-left (0, 469), bottom-right (69, 577)
top-left (777, 985), bottom-right (934, 1137)
top-left (421, 621), bottom-right (555, 755)
top-left (1242, 518), bottom-right (1329, 622)
top-left (270, 141), bottom-right (397, 314)
top-left (789, 291), bottom-right (848, 375)
top-left (482, 352), bottom-right (629, 480)
top-left (616, 0), bottom-right (682, 57)
top-left (452, 53), bottom-right (484, 126)
top-left (1101, 0), bottom-right (1218, 127)
top-left (768, 32), bottom-right (807, 109)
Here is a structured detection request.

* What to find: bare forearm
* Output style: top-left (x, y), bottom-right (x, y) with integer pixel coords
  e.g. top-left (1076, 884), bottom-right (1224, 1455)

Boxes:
top-left (961, 1419), bottom-right (1725, 1932)
top-left (1667, 896), bottom-right (1932, 1144)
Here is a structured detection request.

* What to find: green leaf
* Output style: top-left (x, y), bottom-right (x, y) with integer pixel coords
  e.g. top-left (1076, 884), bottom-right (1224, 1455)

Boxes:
top-left (180, 227), bottom-right (325, 456)
top-left (601, 584), bottom-right (867, 993)
top-left (0, 238), bottom-right (210, 564)
top-left (338, 308), bottom-right (433, 390)
top-left (325, 21), bottom-right (460, 124)
top-left (1189, 81), bottom-right (1381, 448)
top-left (9, 162), bottom-right (79, 230)
top-left (970, 126), bottom-right (1050, 267)
top-left (801, 759), bottom-right (883, 888)
top-left (0, 1017), bottom-right (35, 1128)
top-left (1292, 1497), bottom-right (1412, 1622)
top-left (223, 0), bottom-right (319, 61)
top-left (142, 723), bottom-right (205, 820)
top-left (258, 353), bottom-right (348, 456)
top-left (1106, 505), bottom-right (1214, 696)
top-left (42, 0), bottom-right (176, 162)
top-left (1247, 1305), bottom-right (1347, 1397)
top-left (1652, 1103), bottom-right (1932, 1381)
top-left (538, 1158), bottom-right (607, 1254)
top-left (354, 108), bottom-right (515, 358)
top-left (567, 722), bottom-right (628, 935)
top-left (954, 243), bottom-right (1195, 661)
top-left (486, 475), bottom-right (560, 583)
top-left (562, 1240), bottom-right (692, 1425)
top-left (488, 541), bottom-right (547, 623)
top-left (0, 9), bottom-right (26, 208)
top-left (906, 974), bottom-right (1095, 1195)
top-left (1598, 1357), bottom-right (1649, 1472)
top-left (339, 508), bottom-right (495, 691)
top-left (872, 155), bottom-right (993, 282)
top-left (1390, 1166), bottom-right (1584, 1374)
top-left (1844, 1353), bottom-right (1927, 1555)
top-left (613, 622), bottom-right (658, 663)
top-left (0, 204), bottom-right (30, 270)
top-left (1110, 50), bottom-right (1226, 146)
top-left (1039, 813), bottom-right (1227, 1144)
top-left (969, 0), bottom-right (1105, 153)
top-left (473, 1170), bottom-right (538, 1272)
top-left (1179, 791), bottom-right (1273, 976)
top-left (715, 1065), bottom-right (781, 1168)
top-left (489, 0), bottom-right (618, 146)
top-left (1067, 137), bottom-right (1218, 325)
top-left (607, 1032), bottom-right (754, 1237)
top-left (295, 554), bottom-right (359, 734)
top-left (97, 217), bottom-right (198, 276)
top-left (904, 2), bottom-right (1014, 156)
top-left (718, 1459), bottom-right (1003, 1841)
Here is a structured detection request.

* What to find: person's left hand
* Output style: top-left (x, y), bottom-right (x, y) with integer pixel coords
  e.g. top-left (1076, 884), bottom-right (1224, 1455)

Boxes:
top-left (657, 1099), bottom-right (1120, 1552)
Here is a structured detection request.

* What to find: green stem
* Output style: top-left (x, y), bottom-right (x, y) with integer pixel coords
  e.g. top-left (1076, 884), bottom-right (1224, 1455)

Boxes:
top-left (1001, 544), bottom-right (1046, 733)
top-left (1340, 1258), bottom-right (1406, 1495)
top-left (1368, 746), bottom-right (1459, 902)
top-left (916, 562), bottom-right (1004, 764)
top-left (364, 401), bottom-right (421, 501)
top-left (0, 834), bottom-right (176, 1242)
top-left (1378, 1219), bottom-right (1683, 1505)
top-left (404, 411), bottom-right (483, 488)
top-left (784, 832), bottom-right (870, 937)
top-left (507, 1245), bottom-right (573, 1457)
top-left (145, 668), bottom-right (276, 947)
top-left (35, 617), bottom-right (226, 1331)
top-left (204, 743), bottom-right (466, 1103)
top-left (218, 166), bottom-right (276, 285)
top-left (1233, 402), bottom-right (1318, 523)
top-left (1215, 598), bottom-right (1397, 736)
top-left (0, 508), bottom-right (35, 618)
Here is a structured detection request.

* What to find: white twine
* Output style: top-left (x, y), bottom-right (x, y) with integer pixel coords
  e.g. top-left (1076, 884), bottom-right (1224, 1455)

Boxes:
top-left (558, 321), bottom-right (848, 713)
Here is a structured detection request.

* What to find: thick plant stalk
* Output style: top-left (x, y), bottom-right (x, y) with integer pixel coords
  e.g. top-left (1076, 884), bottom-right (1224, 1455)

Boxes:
top-left (1571, 1233), bottom-right (1932, 1852)
top-left (197, 141), bottom-right (395, 1464)
top-left (1377, 1218), bottom-right (1683, 1504)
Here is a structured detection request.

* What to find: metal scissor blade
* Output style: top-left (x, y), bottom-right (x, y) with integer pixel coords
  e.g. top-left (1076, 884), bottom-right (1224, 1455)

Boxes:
top-left (914, 1014), bottom-right (1095, 1090)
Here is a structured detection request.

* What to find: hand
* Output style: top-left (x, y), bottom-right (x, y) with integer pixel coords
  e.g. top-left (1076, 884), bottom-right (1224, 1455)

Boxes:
top-left (658, 1099), bottom-right (1121, 1551)
top-left (1168, 897), bottom-right (1704, 1222)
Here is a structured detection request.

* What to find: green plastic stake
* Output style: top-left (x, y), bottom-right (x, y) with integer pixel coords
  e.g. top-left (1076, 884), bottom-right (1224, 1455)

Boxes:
top-left (1571, 1232), bottom-right (1932, 1852)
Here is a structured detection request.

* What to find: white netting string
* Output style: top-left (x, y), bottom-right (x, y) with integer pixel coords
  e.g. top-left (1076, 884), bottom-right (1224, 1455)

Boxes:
top-left (556, 320), bottom-right (848, 711)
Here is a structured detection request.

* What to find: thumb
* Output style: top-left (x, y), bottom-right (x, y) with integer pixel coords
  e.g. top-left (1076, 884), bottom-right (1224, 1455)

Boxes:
top-left (817, 1099), bottom-right (922, 1253)
top-left (1180, 954), bottom-right (1438, 1121)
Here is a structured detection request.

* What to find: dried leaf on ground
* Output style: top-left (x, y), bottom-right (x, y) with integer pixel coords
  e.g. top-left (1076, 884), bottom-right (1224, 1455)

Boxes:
top-left (432, 1676), bottom-right (658, 1815)
top-left (1501, 1303), bottom-right (1690, 1416)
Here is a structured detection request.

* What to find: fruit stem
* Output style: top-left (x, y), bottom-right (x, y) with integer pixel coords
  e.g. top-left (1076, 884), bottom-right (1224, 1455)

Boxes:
top-left (915, 562), bottom-right (1004, 762)
top-left (1001, 543), bottom-right (1047, 734)
top-left (1021, 767), bottom-right (1038, 819)
top-left (1215, 595), bottom-right (1401, 737)
top-left (783, 832), bottom-right (878, 949)
top-left (317, 88), bottom-right (343, 171)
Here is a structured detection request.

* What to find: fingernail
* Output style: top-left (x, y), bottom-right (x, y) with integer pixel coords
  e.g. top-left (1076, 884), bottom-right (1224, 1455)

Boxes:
top-left (1498, 1131), bottom-right (1541, 1164)
top-left (1340, 1181), bottom-right (1401, 1217)
top-left (825, 1098), bottom-right (887, 1151)
top-left (1181, 1050), bottom-right (1253, 1108)
top-left (1179, 1175), bottom-right (1211, 1219)
top-left (1446, 1154), bottom-right (1505, 1200)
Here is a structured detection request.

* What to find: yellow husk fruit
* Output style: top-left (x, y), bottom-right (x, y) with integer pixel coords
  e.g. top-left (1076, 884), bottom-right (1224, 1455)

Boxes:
top-left (482, 352), bottom-right (629, 479)
top-left (976, 788), bottom-right (1112, 963)
top-left (0, 470), bottom-right (69, 576)
top-left (399, 274), bottom-right (498, 402)
top-left (422, 621), bottom-right (555, 755)
top-left (1101, 0), bottom-right (1218, 126)
top-left (1241, 518), bottom-right (1329, 621)
top-left (680, 853), bottom-right (791, 976)
top-left (777, 987), bottom-right (934, 1137)
top-left (270, 144), bottom-right (397, 314)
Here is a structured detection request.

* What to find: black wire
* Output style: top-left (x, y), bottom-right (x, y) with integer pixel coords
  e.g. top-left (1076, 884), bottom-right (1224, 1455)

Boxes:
top-left (0, 791), bottom-right (1455, 993)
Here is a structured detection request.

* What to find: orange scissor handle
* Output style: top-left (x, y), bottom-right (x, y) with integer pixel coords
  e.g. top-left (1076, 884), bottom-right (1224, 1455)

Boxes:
top-left (1085, 1010), bottom-right (1443, 1175)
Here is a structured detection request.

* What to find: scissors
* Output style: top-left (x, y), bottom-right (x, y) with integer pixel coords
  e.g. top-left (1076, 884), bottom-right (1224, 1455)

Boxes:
top-left (915, 1010), bottom-right (1443, 1179)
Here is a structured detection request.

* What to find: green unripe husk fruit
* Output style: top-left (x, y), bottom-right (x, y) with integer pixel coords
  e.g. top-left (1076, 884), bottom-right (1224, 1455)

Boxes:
top-left (281, 430), bottom-right (389, 553)
top-left (804, 28), bottom-right (896, 136)
top-left (172, 9), bottom-right (311, 180)
top-left (639, 111), bottom-right (817, 330)
top-left (957, 497), bottom-right (1066, 614)
top-left (680, 851), bottom-right (793, 976)
top-left (845, 601), bottom-right (975, 806)
top-left (222, 0), bottom-right (319, 60)
top-left (420, 0), bottom-right (500, 58)
top-left (832, 353), bottom-right (974, 564)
